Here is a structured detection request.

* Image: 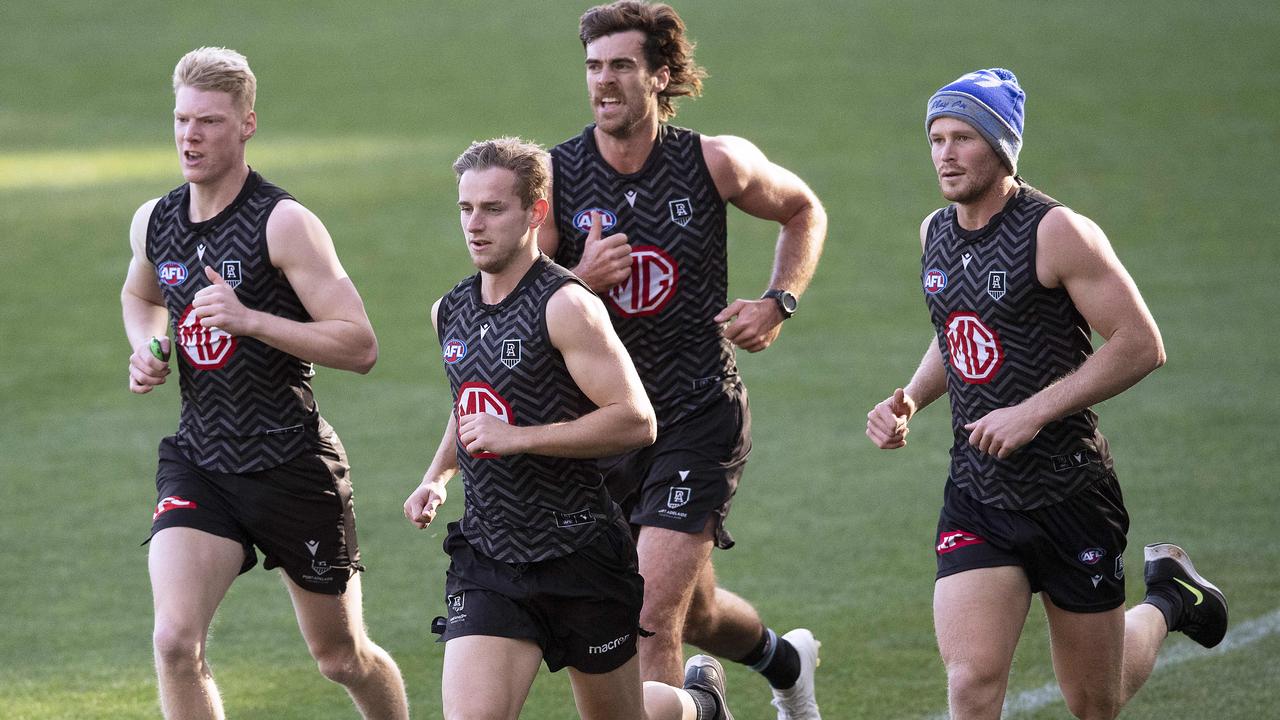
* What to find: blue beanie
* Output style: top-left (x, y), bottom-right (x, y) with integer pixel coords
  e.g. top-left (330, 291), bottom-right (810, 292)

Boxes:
top-left (926, 68), bottom-right (1025, 173)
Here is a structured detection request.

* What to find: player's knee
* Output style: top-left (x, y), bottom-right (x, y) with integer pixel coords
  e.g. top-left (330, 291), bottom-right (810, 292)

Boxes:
top-left (1061, 685), bottom-right (1121, 720)
top-left (311, 639), bottom-right (367, 686)
top-left (945, 660), bottom-right (1007, 710)
top-left (152, 622), bottom-right (204, 670)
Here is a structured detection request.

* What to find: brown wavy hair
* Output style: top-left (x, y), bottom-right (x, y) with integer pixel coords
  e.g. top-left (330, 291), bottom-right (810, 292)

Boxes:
top-left (579, 1), bottom-right (707, 121)
top-left (452, 137), bottom-right (550, 209)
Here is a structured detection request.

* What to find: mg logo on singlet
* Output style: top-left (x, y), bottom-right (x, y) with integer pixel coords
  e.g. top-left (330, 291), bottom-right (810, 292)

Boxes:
top-left (157, 261), bottom-right (188, 286)
top-left (177, 304), bottom-right (237, 370)
top-left (944, 311), bottom-right (1003, 384)
top-left (456, 382), bottom-right (514, 459)
top-left (608, 246), bottom-right (678, 317)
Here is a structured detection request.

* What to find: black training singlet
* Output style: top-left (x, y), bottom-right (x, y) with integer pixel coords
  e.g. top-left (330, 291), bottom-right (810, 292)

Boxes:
top-left (551, 124), bottom-right (736, 429)
top-left (146, 170), bottom-right (322, 473)
top-left (437, 255), bottom-right (616, 563)
top-left (922, 183), bottom-right (1113, 510)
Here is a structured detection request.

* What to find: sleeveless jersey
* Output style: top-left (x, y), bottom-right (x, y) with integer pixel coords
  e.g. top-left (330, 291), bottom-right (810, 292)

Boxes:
top-left (146, 170), bottom-right (322, 473)
top-left (922, 183), bottom-right (1113, 510)
top-left (437, 255), bottom-right (616, 563)
top-left (551, 124), bottom-right (735, 428)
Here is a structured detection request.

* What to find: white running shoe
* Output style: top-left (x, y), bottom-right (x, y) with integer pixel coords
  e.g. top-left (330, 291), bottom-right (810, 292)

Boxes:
top-left (770, 628), bottom-right (821, 720)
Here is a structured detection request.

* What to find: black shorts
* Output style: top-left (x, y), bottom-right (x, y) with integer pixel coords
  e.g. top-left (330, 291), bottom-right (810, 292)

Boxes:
top-left (436, 517), bottom-right (645, 674)
top-left (149, 433), bottom-right (363, 595)
top-left (602, 383), bottom-right (751, 550)
top-left (934, 474), bottom-right (1130, 613)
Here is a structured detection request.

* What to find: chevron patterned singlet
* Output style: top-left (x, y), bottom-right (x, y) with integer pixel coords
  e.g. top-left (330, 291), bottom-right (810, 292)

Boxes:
top-left (923, 183), bottom-right (1114, 510)
top-left (146, 171), bottom-right (322, 473)
top-left (551, 125), bottom-right (736, 429)
top-left (437, 256), bottom-right (617, 563)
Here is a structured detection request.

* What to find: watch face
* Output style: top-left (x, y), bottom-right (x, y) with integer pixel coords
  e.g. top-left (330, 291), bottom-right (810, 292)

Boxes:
top-left (765, 289), bottom-right (797, 317)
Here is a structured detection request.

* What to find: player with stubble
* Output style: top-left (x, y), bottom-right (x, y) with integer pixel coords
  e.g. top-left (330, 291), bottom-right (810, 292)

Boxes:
top-left (404, 137), bottom-right (735, 720)
top-left (121, 47), bottom-right (408, 719)
top-left (538, 3), bottom-right (827, 719)
top-left (865, 68), bottom-right (1228, 719)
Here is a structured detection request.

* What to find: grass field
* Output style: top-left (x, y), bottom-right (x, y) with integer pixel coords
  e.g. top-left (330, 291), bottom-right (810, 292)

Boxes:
top-left (2, 1), bottom-right (1278, 718)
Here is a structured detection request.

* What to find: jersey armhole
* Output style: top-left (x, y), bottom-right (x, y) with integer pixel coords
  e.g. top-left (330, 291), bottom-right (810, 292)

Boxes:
top-left (143, 197), bottom-right (166, 265)
top-left (692, 132), bottom-right (729, 213)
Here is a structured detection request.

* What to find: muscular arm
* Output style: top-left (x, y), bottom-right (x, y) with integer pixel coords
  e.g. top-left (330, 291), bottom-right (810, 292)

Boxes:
top-left (963, 207), bottom-right (1165, 458)
top-left (191, 199), bottom-right (378, 373)
top-left (121, 199), bottom-right (172, 393)
top-left (705, 134), bottom-right (827, 352)
top-left (455, 283), bottom-right (657, 458)
top-left (405, 297), bottom-right (458, 528)
top-left (866, 212), bottom-right (947, 448)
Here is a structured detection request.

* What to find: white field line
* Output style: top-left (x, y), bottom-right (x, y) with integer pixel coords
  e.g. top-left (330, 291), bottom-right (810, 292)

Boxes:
top-left (924, 608), bottom-right (1280, 720)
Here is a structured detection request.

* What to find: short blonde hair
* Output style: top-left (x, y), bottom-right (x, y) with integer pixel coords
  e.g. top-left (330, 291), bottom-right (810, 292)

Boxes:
top-left (172, 47), bottom-right (256, 116)
top-left (452, 137), bottom-right (550, 209)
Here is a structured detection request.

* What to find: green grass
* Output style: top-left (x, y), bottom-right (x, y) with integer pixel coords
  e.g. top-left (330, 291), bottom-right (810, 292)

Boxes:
top-left (2, 1), bottom-right (1278, 718)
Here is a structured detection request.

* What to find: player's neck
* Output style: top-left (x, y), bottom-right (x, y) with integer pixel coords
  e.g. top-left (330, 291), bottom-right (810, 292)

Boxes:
top-left (479, 248), bottom-right (538, 305)
top-left (188, 163), bottom-right (251, 223)
top-left (594, 119), bottom-right (660, 175)
top-left (954, 175), bottom-right (1018, 230)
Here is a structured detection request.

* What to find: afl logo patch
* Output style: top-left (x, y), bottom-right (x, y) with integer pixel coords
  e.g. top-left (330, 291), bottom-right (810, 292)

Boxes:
top-left (573, 208), bottom-right (617, 232)
top-left (158, 261), bottom-right (188, 286)
top-left (442, 339), bottom-right (467, 364)
top-left (924, 268), bottom-right (947, 294)
top-left (1078, 548), bottom-right (1106, 565)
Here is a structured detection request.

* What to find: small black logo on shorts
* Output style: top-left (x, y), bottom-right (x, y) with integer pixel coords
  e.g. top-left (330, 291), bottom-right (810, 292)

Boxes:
top-left (668, 486), bottom-right (692, 509)
top-left (448, 592), bottom-right (465, 614)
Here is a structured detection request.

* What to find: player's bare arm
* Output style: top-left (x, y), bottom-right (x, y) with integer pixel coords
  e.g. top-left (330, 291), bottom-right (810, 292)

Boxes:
top-left (537, 174), bottom-right (632, 293)
top-left (122, 198), bottom-right (172, 394)
top-left (704, 134), bottom-right (826, 352)
top-left (457, 283), bottom-right (656, 459)
top-left (191, 199), bottom-right (378, 373)
top-left (963, 207), bottom-right (1166, 458)
top-left (405, 298), bottom-right (457, 528)
top-left (405, 415), bottom-right (458, 529)
top-left (867, 211), bottom-right (949, 449)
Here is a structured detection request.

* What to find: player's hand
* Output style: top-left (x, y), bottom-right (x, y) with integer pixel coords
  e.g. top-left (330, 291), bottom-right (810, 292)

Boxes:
top-left (128, 336), bottom-right (171, 394)
top-left (866, 388), bottom-right (916, 449)
top-left (963, 404), bottom-right (1043, 459)
top-left (715, 298), bottom-right (783, 353)
top-left (404, 478), bottom-right (448, 529)
top-left (572, 211), bottom-right (631, 292)
top-left (192, 266), bottom-right (255, 335)
top-left (457, 413), bottom-right (523, 457)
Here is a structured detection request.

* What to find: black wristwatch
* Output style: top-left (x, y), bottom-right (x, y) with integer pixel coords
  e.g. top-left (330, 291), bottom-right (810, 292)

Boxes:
top-left (761, 288), bottom-right (798, 319)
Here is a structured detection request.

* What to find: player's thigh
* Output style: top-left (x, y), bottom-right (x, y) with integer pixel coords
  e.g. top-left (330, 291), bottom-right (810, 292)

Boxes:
top-left (282, 570), bottom-right (368, 659)
top-left (149, 526), bottom-right (245, 637)
top-left (934, 566), bottom-right (1033, 674)
top-left (568, 655), bottom-right (646, 720)
top-left (1042, 596), bottom-right (1125, 706)
top-left (635, 523), bottom-right (715, 614)
top-left (441, 635), bottom-right (543, 720)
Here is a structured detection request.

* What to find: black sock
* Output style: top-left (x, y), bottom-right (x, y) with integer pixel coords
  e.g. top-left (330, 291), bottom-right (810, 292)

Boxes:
top-left (740, 627), bottom-right (801, 690)
top-left (738, 626), bottom-right (772, 667)
top-left (687, 688), bottom-right (720, 719)
top-left (1144, 581), bottom-right (1184, 632)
